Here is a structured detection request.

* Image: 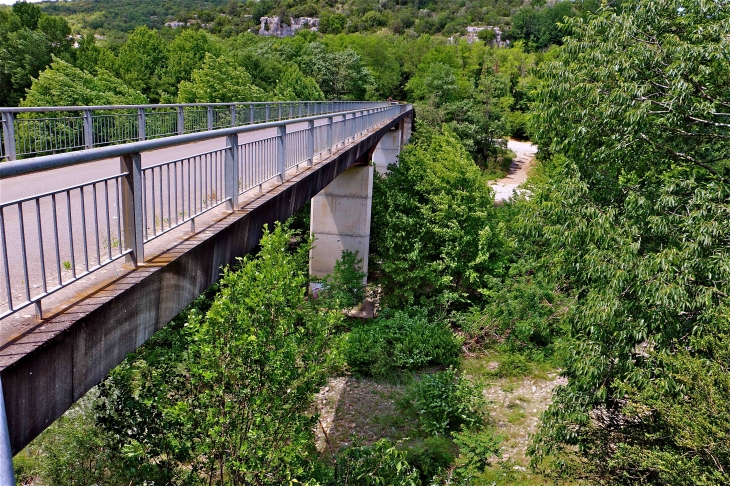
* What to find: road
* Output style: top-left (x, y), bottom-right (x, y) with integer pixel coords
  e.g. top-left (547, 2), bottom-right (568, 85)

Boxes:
top-left (490, 139), bottom-right (538, 202)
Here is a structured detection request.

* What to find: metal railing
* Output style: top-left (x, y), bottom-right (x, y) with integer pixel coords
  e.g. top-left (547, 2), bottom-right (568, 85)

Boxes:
top-left (0, 102), bottom-right (409, 319)
top-left (0, 101), bottom-right (382, 161)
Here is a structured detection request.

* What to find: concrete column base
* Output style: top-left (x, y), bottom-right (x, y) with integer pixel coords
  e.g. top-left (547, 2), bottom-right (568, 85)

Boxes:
top-left (310, 165), bottom-right (373, 281)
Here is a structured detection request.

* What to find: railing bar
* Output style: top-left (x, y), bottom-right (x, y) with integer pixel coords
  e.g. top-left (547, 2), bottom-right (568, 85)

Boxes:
top-left (158, 167), bottom-right (164, 231)
top-left (0, 209), bottom-right (13, 311)
top-left (115, 177), bottom-right (123, 257)
top-left (151, 167), bottom-right (157, 237)
top-left (80, 187), bottom-right (89, 272)
top-left (142, 171), bottom-right (148, 241)
top-left (104, 180), bottom-right (112, 262)
top-left (35, 199), bottom-right (48, 294)
top-left (174, 162), bottom-right (179, 225)
top-left (167, 164), bottom-right (171, 230)
top-left (1, 173), bottom-right (130, 208)
top-left (51, 195), bottom-right (61, 286)
top-left (92, 184), bottom-right (100, 266)
top-left (17, 204), bottom-right (31, 302)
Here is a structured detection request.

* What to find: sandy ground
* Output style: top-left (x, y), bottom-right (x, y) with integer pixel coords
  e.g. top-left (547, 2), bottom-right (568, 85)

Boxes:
top-left (490, 140), bottom-right (538, 202)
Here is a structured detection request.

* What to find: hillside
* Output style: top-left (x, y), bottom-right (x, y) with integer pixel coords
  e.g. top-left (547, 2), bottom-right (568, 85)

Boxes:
top-left (37, 0), bottom-right (609, 45)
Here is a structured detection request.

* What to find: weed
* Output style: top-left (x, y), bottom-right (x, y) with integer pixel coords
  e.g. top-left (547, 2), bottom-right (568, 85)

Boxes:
top-left (62, 261), bottom-right (71, 271)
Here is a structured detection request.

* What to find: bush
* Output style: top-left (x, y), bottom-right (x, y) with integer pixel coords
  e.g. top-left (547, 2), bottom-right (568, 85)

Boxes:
top-left (345, 307), bottom-right (461, 377)
top-left (319, 250), bottom-right (367, 310)
top-left (496, 353), bottom-right (531, 378)
top-left (402, 436), bottom-right (457, 483)
top-left (452, 427), bottom-right (502, 474)
top-left (332, 439), bottom-right (421, 486)
top-left (405, 367), bottom-right (485, 436)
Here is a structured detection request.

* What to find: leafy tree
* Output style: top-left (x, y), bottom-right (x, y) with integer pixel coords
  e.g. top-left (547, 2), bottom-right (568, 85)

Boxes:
top-left (161, 29), bottom-right (221, 97)
top-left (301, 43), bottom-right (375, 100)
top-left (319, 12), bottom-right (346, 35)
top-left (177, 53), bottom-right (265, 103)
top-left (371, 127), bottom-right (507, 309)
top-left (525, 1), bottom-right (730, 482)
top-left (12, 0), bottom-right (41, 30)
top-left (272, 64), bottom-right (325, 101)
top-left (22, 57), bottom-right (147, 107)
top-left (96, 225), bottom-right (342, 484)
top-left (115, 26), bottom-right (168, 101)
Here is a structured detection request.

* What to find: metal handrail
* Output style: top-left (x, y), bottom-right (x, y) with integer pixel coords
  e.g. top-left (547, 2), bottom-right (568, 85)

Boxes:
top-left (0, 101), bottom-right (387, 161)
top-left (0, 103), bottom-right (409, 320)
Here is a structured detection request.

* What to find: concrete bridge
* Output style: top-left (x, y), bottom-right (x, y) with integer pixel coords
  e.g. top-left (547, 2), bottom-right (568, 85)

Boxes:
top-left (0, 101), bottom-right (413, 461)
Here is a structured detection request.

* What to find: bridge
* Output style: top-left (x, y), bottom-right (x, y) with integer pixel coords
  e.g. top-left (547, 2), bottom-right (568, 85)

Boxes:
top-left (0, 100), bottom-right (414, 468)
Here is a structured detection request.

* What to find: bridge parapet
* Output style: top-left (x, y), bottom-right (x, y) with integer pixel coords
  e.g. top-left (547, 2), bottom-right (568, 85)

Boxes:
top-left (0, 101), bottom-right (385, 162)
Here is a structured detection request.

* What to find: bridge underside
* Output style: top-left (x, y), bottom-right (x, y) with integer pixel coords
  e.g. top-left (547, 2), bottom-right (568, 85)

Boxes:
top-left (0, 110), bottom-right (413, 454)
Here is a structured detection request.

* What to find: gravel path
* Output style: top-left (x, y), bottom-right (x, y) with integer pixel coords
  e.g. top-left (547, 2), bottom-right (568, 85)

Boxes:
top-left (490, 140), bottom-right (538, 202)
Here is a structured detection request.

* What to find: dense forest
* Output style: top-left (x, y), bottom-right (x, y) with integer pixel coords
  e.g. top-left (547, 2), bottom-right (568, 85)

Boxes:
top-left (3, 0), bottom-right (729, 484)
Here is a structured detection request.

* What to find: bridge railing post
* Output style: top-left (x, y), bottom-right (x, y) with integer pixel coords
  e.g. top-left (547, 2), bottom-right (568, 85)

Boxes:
top-left (278, 103), bottom-right (282, 121)
top-left (2, 112), bottom-right (16, 161)
top-left (265, 104), bottom-right (270, 123)
top-left (82, 109), bottom-right (94, 149)
top-left (120, 153), bottom-right (144, 265)
top-left (231, 105), bottom-right (237, 127)
top-left (327, 116), bottom-right (333, 155)
top-left (207, 105), bottom-right (213, 130)
top-left (137, 108), bottom-right (146, 141)
top-left (277, 124), bottom-right (286, 182)
top-left (307, 120), bottom-right (314, 166)
top-left (225, 133), bottom-right (239, 210)
top-left (177, 107), bottom-right (184, 135)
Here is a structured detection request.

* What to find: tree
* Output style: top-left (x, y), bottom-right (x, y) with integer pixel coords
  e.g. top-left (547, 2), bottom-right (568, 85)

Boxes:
top-left (161, 29), bottom-right (221, 97)
top-left (177, 53), bottom-right (265, 103)
top-left (371, 127), bottom-right (507, 309)
top-left (526, 1), bottom-right (730, 481)
top-left (115, 26), bottom-right (168, 102)
top-left (22, 58), bottom-right (147, 107)
top-left (12, 0), bottom-right (41, 30)
top-left (301, 43), bottom-right (375, 100)
top-left (272, 64), bottom-right (324, 101)
top-left (96, 225), bottom-right (341, 484)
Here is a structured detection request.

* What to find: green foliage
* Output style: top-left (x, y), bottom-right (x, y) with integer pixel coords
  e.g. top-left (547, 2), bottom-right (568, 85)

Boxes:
top-left (401, 436), bottom-right (456, 484)
top-left (161, 29), bottom-right (221, 97)
top-left (372, 127), bottom-right (507, 309)
top-left (92, 224), bottom-right (342, 484)
top-left (404, 368), bottom-right (485, 436)
top-left (22, 57), bottom-right (146, 107)
top-left (319, 250), bottom-right (367, 311)
top-left (524, 1), bottom-right (730, 482)
top-left (451, 427), bottom-right (502, 474)
top-left (345, 307), bottom-right (460, 378)
top-left (301, 43), bottom-right (375, 100)
top-left (177, 53), bottom-right (265, 103)
top-left (114, 26), bottom-right (168, 101)
top-left (331, 438), bottom-right (421, 486)
top-left (272, 64), bottom-right (326, 101)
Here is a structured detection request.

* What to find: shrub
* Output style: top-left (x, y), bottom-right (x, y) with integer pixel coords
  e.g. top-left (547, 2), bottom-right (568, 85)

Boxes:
top-left (319, 250), bottom-right (367, 310)
top-left (333, 439), bottom-right (420, 486)
top-left (405, 367), bottom-right (485, 436)
top-left (402, 436), bottom-right (457, 483)
top-left (452, 427), bottom-right (502, 474)
top-left (496, 353), bottom-right (531, 378)
top-left (345, 307), bottom-right (460, 377)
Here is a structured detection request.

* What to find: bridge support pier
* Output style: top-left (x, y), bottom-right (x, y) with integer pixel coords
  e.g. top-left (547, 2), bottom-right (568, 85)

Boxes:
top-left (372, 116), bottom-right (413, 174)
top-left (309, 164), bottom-right (373, 282)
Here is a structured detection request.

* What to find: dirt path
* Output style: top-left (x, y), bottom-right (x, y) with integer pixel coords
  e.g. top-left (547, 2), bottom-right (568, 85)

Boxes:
top-left (490, 140), bottom-right (538, 202)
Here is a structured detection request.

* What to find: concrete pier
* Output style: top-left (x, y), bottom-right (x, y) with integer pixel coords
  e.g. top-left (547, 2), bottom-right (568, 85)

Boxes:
top-left (310, 165), bottom-right (373, 281)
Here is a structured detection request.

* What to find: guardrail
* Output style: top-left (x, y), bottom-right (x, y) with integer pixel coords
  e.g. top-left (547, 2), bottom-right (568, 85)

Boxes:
top-left (0, 101), bottom-right (384, 161)
top-left (0, 103), bottom-right (408, 319)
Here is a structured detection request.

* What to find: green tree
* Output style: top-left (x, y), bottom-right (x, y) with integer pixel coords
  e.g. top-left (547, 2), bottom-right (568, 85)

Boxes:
top-left (115, 26), bottom-right (168, 102)
top-left (372, 127), bottom-right (507, 309)
top-left (12, 0), bottom-right (41, 30)
top-left (177, 53), bottom-right (265, 103)
top-left (96, 225), bottom-right (342, 484)
top-left (22, 57), bottom-right (146, 107)
top-left (272, 64), bottom-right (325, 101)
top-left (161, 29), bottom-right (221, 97)
top-left (301, 43), bottom-right (375, 100)
top-left (526, 1), bottom-right (730, 482)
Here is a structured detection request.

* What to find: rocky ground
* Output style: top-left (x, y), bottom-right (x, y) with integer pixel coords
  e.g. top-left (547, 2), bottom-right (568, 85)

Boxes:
top-left (314, 359), bottom-right (565, 470)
